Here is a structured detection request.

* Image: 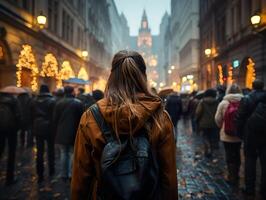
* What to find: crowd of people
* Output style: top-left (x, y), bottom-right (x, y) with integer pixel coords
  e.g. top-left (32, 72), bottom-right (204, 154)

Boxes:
top-left (0, 84), bottom-right (104, 185)
top-left (0, 50), bottom-right (265, 200)
top-left (164, 79), bottom-right (266, 199)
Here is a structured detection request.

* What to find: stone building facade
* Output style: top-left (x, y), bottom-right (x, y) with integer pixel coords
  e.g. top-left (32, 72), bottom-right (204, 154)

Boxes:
top-left (0, 0), bottom-right (129, 92)
top-left (168, 0), bottom-right (200, 92)
top-left (199, 0), bottom-right (266, 90)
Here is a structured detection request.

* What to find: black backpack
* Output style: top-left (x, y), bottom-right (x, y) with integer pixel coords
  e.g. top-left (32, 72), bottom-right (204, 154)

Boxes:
top-left (90, 104), bottom-right (160, 200)
top-left (0, 103), bottom-right (15, 130)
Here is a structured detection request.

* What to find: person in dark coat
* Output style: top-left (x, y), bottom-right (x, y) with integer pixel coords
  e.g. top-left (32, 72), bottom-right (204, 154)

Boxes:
top-left (195, 89), bottom-right (219, 158)
top-left (17, 92), bottom-right (33, 148)
top-left (77, 87), bottom-right (95, 111)
top-left (92, 89), bottom-right (104, 102)
top-left (236, 80), bottom-right (266, 197)
top-left (165, 92), bottom-right (182, 141)
top-left (0, 92), bottom-right (20, 185)
top-left (31, 85), bottom-right (56, 183)
top-left (53, 86), bottom-right (83, 180)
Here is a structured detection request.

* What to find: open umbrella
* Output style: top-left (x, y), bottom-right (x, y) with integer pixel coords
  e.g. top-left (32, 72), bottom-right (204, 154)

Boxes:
top-left (0, 86), bottom-right (27, 94)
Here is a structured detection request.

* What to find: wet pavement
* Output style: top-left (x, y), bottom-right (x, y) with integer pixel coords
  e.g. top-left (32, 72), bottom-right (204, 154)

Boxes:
top-left (0, 120), bottom-right (262, 199)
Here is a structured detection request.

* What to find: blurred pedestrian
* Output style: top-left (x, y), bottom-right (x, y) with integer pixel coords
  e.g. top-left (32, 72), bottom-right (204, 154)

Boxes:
top-left (236, 80), bottom-right (266, 197)
top-left (77, 87), bottom-right (95, 110)
top-left (165, 92), bottom-right (182, 142)
top-left (195, 89), bottom-right (219, 158)
top-left (17, 92), bottom-right (33, 148)
top-left (53, 86), bottom-right (83, 181)
top-left (0, 92), bottom-right (20, 185)
top-left (188, 91), bottom-right (199, 134)
top-left (71, 50), bottom-right (177, 200)
top-left (216, 85), bottom-right (226, 102)
top-left (215, 84), bottom-right (243, 186)
top-left (54, 88), bottom-right (64, 103)
top-left (31, 84), bottom-right (56, 183)
top-left (92, 89), bottom-right (104, 101)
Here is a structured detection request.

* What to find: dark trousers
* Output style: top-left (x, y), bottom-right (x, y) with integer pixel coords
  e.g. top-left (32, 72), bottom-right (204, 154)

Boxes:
top-left (202, 128), bottom-right (219, 156)
top-left (36, 135), bottom-right (55, 179)
top-left (244, 139), bottom-right (266, 195)
top-left (20, 129), bottom-right (34, 147)
top-left (223, 142), bottom-right (241, 183)
top-left (0, 130), bottom-right (17, 183)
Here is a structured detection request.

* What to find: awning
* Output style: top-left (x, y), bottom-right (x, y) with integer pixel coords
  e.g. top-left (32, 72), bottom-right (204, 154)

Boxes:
top-left (63, 78), bottom-right (90, 85)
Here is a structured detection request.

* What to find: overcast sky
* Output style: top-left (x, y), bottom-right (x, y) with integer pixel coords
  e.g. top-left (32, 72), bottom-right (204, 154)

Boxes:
top-left (114, 0), bottom-right (171, 36)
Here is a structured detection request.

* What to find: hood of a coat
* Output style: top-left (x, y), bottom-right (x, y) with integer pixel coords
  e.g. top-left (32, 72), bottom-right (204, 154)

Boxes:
top-left (223, 93), bottom-right (243, 102)
top-left (97, 94), bottom-right (163, 134)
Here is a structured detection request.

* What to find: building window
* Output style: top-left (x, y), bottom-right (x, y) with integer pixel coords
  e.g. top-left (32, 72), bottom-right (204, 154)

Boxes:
top-left (78, 0), bottom-right (85, 19)
top-left (62, 10), bottom-right (74, 44)
top-left (48, 0), bottom-right (58, 33)
top-left (22, 0), bottom-right (30, 11)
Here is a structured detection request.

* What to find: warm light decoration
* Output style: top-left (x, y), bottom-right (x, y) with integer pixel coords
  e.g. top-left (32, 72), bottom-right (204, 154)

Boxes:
top-left (171, 65), bottom-right (175, 70)
top-left (246, 58), bottom-right (256, 89)
top-left (218, 65), bottom-right (224, 85)
top-left (228, 65), bottom-right (233, 85)
top-left (40, 53), bottom-right (58, 77)
top-left (78, 67), bottom-right (89, 80)
top-left (182, 77), bottom-right (187, 82)
top-left (37, 12), bottom-right (47, 28)
top-left (205, 48), bottom-right (211, 57)
top-left (0, 46), bottom-right (4, 60)
top-left (187, 75), bottom-right (194, 80)
top-left (93, 77), bottom-right (107, 92)
top-left (16, 44), bottom-right (38, 91)
top-left (251, 14), bottom-right (261, 27)
top-left (168, 70), bottom-right (172, 74)
top-left (59, 61), bottom-right (75, 80)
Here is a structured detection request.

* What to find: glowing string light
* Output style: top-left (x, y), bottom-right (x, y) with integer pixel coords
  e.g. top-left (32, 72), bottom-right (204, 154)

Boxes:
top-left (246, 58), bottom-right (256, 89)
top-left (16, 45), bottom-right (38, 91)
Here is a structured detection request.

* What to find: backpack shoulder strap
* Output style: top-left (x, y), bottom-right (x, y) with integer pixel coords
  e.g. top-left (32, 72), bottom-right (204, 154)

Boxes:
top-left (89, 104), bottom-right (114, 143)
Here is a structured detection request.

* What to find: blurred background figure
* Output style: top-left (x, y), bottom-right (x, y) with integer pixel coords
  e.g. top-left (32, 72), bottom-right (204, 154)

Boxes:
top-left (92, 89), bottom-right (104, 102)
top-left (17, 92), bottom-right (33, 148)
top-left (236, 80), bottom-right (266, 198)
top-left (195, 89), bottom-right (219, 158)
top-left (54, 88), bottom-right (65, 103)
top-left (77, 87), bottom-right (95, 110)
top-left (188, 91), bottom-right (200, 134)
top-left (165, 92), bottom-right (182, 142)
top-left (53, 86), bottom-right (83, 181)
top-left (215, 84), bottom-right (243, 186)
top-left (216, 85), bottom-right (226, 102)
top-left (31, 84), bottom-right (56, 184)
top-left (0, 92), bottom-right (20, 185)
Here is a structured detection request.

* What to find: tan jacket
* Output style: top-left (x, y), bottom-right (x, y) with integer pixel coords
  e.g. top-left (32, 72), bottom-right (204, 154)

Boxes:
top-left (71, 94), bottom-right (177, 200)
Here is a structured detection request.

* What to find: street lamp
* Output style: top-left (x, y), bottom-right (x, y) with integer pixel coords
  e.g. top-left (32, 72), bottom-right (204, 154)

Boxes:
top-left (37, 12), bottom-right (47, 29)
top-left (205, 48), bottom-right (211, 57)
top-left (81, 50), bottom-right (88, 58)
top-left (171, 65), bottom-right (175, 70)
top-left (251, 14), bottom-right (261, 28)
top-left (168, 69), bottom-right (172, 74)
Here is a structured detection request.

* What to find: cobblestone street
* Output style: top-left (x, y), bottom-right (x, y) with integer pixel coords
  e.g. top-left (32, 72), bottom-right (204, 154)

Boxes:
top-left (0, 120), bottom-right (262, 200)
top-left (176, 119), bottom-right (244, 200)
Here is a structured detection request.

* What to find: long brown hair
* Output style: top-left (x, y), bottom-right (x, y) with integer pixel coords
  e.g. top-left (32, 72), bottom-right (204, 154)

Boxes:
top-left (105, 50), bottom-right (164, 139)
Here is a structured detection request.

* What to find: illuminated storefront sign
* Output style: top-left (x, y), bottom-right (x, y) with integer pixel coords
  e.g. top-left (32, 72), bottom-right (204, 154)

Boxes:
top-left (233, 60), bottom-right (240, 68)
